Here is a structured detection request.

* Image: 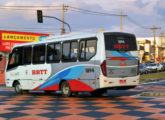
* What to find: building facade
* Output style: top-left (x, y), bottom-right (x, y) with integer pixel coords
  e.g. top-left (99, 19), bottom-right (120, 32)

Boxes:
top-left (137, 36), bottom-right (165, 63)
top-left (0, 30), bottom-right (50, 85)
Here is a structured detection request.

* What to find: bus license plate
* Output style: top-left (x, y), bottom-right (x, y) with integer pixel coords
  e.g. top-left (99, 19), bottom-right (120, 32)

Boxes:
top-left (119, 80), bottom-right (127, 84)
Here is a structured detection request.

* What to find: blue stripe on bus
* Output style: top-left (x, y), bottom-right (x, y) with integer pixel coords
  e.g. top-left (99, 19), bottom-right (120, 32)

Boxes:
top-left (110, 51), bottom-right (137, 60)
top-left (63, 66), bottom-right (84, 80)
top-left (38, 66), bottom-right (84, 90)
top-left (119, 52), bottom-right (137, 60)
top-left (110, 51), bottom-right (122, 56)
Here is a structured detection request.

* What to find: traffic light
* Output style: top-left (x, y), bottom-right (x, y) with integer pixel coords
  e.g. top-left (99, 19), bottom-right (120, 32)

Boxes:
top-left (37, 10), bottom-right (43, 23)
top-left (0, 54), bottom-right (2, 61)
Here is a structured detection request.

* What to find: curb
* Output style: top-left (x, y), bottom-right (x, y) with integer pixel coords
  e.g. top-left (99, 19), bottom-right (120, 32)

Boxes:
top-left (141, 91), bottom-right (165, 97)
top-left (0, 85), bottom-right (14, 91)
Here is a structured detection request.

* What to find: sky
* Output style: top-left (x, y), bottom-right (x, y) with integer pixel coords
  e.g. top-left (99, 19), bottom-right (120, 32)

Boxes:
top-left (0, 0), bottom-right (164, 37)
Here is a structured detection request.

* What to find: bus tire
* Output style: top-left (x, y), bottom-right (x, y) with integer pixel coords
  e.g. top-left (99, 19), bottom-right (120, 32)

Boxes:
top-left (14, 82), bottom-right (23, 94)
top-left (61, 81), bottom-right (71, 97)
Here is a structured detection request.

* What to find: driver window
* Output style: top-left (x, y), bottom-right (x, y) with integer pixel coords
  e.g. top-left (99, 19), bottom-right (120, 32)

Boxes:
top-left (7, 47), bottom-right (23, 70)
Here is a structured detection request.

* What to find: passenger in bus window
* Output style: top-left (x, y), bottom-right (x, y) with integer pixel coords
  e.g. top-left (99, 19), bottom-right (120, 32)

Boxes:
top-left (49, 55), bottom-right (53, 61)
top-left (40, 55), bottom-right (45, 62)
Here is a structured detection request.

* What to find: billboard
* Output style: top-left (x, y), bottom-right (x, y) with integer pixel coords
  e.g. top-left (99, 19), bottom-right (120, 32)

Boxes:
top-left (0, 30), bottom-right (50, 52)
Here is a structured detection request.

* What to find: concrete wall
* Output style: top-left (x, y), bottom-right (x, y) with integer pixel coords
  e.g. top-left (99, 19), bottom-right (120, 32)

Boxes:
top-left (0, 56), bottom-right (7, 85)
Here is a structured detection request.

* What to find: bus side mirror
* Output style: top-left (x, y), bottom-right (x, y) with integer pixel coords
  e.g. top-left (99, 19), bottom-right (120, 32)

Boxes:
top-left (0, 54), bottom-right (2, 61)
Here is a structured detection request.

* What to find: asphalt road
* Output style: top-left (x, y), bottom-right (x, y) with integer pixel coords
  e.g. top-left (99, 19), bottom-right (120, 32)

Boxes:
top-left (0, 81), bottom-right (165, 120)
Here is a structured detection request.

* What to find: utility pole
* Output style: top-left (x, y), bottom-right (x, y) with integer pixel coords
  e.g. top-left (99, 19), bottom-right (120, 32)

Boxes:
top-left (151, 25), bottom-right (161, 62)
top-left (61, 4), bottom-right (68, 34)
top-left (120, 12), bottom-right (127, 32)
top-left (159, 32), bottom-right (165, 63)
top-left (120, 12), bottom-right (123, 32)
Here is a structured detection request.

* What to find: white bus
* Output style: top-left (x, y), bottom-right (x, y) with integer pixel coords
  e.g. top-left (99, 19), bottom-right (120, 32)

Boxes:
top-left (5, 32), bottom-right (139, 97)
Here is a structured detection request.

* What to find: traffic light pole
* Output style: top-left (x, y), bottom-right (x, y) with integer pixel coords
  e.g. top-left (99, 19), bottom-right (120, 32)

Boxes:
top-left (37, 10), bottom-right (71, 34)
top-left (43, 15), bottom-right (71, 33)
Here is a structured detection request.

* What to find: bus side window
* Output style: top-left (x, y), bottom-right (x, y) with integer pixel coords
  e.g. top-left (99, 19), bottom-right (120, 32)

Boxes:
top-left (33, 45), bottom-right (45, 64)
top-left (62, 42), bottom-right (70, 62)
top-left (79, 41), bottom-right (85, 61)
top-left (54, 43), bottom-right (61, 62)
top-left (79, 38), bottom-right (97, 61)
top-left (62, 41), bottom-right (78, 62)
top-left (47, 43), bottom-right (61, 63)
top-left (86, 40), bottom-right (97, 60)
top-left (47, 44), bottom-right (54, 63)
top-left (70, 41), bottom-right (78, 61)
top-left (23, 46), bottom-right (32, 65)
top-left (7, 47), bottom-right (23, 70)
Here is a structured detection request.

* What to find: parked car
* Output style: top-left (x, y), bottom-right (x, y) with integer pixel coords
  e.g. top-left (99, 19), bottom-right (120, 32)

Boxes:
top-left (162, 62), bottom-right (165, 71)
top-left (139, 63), bottom-right (148, 74)
top-left (145, 63), bottom-right (157, 73)
top-left (156, 63), bottom-right (163, 72)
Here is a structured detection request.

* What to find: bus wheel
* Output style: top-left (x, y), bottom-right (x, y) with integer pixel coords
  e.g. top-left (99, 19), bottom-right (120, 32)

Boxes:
top-left (14, 82), bottom-right (23, 94)
top-left (61, 81), bottom-right (71, 97)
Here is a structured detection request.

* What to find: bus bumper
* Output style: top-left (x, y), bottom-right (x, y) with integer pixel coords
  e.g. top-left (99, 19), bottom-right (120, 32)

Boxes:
top-left (99, 75), bottom-right (140, 89)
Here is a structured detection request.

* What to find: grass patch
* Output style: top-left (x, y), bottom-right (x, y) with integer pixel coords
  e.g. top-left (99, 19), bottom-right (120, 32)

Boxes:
top-left (140, 72), bottom-right (165, 83)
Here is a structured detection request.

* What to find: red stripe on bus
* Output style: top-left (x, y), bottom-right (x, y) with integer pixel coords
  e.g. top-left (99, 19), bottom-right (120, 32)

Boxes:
top-left (68, 80), bottom-right (94, 92)
top-left (108, 57), bottom-right (127, 60)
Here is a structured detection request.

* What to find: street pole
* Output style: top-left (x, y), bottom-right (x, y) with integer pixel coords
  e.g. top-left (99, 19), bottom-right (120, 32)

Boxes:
top-left (43, 15), bottom-right (71, 32)
top-left (151, 25), bottom-right (161, 62)
top-left (120, 12), bottom-right (123, 32)
top-left (159, 33), bottom-right (165, 63)
top-left (153, 25), bottom-right (156, 61)
top-left (61, 4), bottom-right (67, 34)
top-left (37, 9), bottom-right (71, 33)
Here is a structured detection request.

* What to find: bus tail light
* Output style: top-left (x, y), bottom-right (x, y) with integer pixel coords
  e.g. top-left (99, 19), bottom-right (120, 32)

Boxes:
top-left (137, 60), bottom-right (139, 75)
top-left (101, 60), bottom-right (107, 76)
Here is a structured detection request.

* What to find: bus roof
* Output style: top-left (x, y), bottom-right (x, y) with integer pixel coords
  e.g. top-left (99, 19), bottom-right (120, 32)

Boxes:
top-left (12, 31), bottom-right (135, 48)
top-left (13, 32), bottom-right (98, 48)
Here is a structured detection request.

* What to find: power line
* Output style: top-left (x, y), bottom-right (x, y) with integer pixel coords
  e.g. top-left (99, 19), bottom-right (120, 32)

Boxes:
top-left (0, 5), bottom-right (61, 8)
top-left (68, 6), bottom-right (153, 30)
top-left (126, 17), bottom-right (151, 29)
top-left (0, 5), bottom-right (62, 11)
top-left (0, 5), bottom-right (161, 33)
top-left (68, 9), bottom-right (117, 16)
top-left (0, 26), bottom-right (61, 30)
top-left (0, 7), bottom-right (62, 11)
top-left (68, 6), bottom-right (127, 17)
top-left (0, 28), bottom-right (59, 34)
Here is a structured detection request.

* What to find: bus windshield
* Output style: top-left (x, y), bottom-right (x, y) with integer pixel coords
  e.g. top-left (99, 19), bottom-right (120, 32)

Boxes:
top-left (104, 33), bottom-right (137, 51)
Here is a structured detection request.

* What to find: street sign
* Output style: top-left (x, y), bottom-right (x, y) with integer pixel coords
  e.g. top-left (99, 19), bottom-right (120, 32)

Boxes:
top-left (37, 10), bottom-right (43, 23)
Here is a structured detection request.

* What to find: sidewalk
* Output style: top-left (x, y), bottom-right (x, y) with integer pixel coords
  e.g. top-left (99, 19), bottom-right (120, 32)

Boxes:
top-left (0, 85), bottom-right (13, 91)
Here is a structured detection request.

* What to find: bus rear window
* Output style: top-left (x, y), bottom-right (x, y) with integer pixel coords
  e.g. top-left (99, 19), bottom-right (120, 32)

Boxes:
top-left (104, 33), bottom-right (137, 51)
